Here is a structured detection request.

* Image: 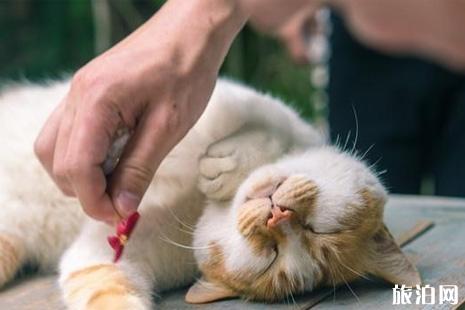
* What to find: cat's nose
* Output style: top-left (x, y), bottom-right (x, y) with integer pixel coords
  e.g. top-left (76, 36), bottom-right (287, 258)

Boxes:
top-left (266, 205), bottom-right (292, 229)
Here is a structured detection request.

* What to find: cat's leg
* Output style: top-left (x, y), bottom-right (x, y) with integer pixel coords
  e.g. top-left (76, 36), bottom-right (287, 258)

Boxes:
top-left (0, 195), bottom-right (82, 288)
top-left (0, 232), bottom-right (26, 287)
top-left (59, 221), bottom-right (153, 310)
top-left (198, 127), bottom-right (289, 201)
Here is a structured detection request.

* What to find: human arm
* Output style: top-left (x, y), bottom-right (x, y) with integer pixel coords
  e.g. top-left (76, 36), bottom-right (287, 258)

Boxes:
top-left (247, 0), bottom-right (465, 70)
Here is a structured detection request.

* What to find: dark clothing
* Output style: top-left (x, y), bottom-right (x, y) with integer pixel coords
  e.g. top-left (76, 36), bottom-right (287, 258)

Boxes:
top-left (328, 13), bottom-right (465, 197)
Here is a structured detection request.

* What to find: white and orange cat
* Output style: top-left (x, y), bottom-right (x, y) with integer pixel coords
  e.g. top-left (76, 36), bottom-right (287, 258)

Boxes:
top-left (0, 79), bottom-right (420, 309)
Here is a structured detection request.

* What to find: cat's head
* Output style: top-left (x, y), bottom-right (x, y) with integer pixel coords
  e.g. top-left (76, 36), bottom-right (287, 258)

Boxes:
top-left (187, 147), bottom-right (421, 303)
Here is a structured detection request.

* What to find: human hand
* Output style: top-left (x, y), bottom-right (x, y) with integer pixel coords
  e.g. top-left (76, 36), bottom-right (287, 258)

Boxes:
top-left (34, 0), bottom-right (247, 223)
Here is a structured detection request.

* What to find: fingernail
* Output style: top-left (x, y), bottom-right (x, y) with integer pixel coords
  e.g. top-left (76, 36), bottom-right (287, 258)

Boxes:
top-left (116, 191), bottom-right (140, 217)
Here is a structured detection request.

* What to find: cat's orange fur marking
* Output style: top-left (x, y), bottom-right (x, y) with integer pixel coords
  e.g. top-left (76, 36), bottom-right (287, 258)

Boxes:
top-left (299, 188), bottom-right (385, 286)
top-left (237, 198), bottom-right (287, 255)
top-left (272, 175), bottom-right (318, 216)
top-left (64, 264), bottom-right (144, 310)
top-left (0, 234), bottom-right (23, 286)
top-left (238, 176), bottom-right (319, 256)
top-left (201, 183), bottom-right (395, 302)
top-left (202, 242), bottom-right (303, 301)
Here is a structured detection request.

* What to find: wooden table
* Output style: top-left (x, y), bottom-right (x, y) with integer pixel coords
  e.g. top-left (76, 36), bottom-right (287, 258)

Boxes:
top-left (1, 195), bottom-right (464, 309)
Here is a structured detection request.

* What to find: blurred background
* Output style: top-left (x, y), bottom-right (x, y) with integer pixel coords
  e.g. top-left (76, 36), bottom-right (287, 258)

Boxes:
top-left (0, 0), bottom-right (319, 121)
top-left (1, 0), bottom-right (464, 197)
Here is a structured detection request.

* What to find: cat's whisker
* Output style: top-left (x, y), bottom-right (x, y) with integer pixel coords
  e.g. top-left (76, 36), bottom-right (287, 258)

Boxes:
top-left (336, 265), bottom-right (360, 303)
top-left (173, 225), bottom-right (196, 236)
top-left (331, 251), bottom-right (371, 282)
top-left (344, 279), bottom-right (360, 303)
top-left (332, 279), bottom-right (337, 303)
top-left (337, 259), bottom-right (372, 282)
top-left (335, 134), bottom-right (341, 148)
top-left (369, 156), bottom-right (383, 170)
top-left (350, 105), bottom-right (359, 156)
top-left (159, 236), bottom-right (214, 250)
top-left (287, 286), bottom-right (298, 309)
top-left (342, 130), bottom-right (352, 152)
top-left (376, 169), bottom-right (387, 176)
top-left (167, 209), bottom-right (195, 231)
top-left (359, 143), bottom-right (375, 161)
top-left (325, 263), bottom-right (338, 303)
top-left (329, 250), bottom-right (366, 299)
top-left (284, 288), bottom-right (290, 307)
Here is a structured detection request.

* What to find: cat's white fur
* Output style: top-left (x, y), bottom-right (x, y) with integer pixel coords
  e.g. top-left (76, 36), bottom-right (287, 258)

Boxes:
top-left (0, 79), bottom-right (325, 308)
top-left (193, 147), bottom-right (388, 294)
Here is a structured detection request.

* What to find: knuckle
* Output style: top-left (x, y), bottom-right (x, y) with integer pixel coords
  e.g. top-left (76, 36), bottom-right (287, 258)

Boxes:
top-left (71, 69), bottom-right (109, 102)
top-left (71, 69), bottom-right (93, 90)
top-left (159, 105), bottom-right (183, 134)
top-left (64, 159), bottom-right (84, 180)
top-left (59, 185), bottom-right (75, 197)
top-left (72, 68), bottom-right (100, 89)
top-left (51, 165), bottom-right (75, 196)
top-left (71, 69), bottom-right (124, 124)
top-left (52, 163), bottom-right (68, 181)
top-left (122, 162), bottom-right (154, 186)
top-left (53, 157), bottom-right (80, 181)
top-left (33, 137), bottom-right (48, 162)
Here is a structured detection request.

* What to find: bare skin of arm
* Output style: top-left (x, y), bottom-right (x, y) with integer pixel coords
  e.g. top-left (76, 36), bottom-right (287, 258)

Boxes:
top-left (248, 0), bottom-right (465, 70)
top-left (35, 0), bottom-right (248, 223)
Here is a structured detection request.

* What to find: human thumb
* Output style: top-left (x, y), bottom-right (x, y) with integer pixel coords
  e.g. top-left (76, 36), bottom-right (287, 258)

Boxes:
top-left (108, 110), bottom-right (179, 218)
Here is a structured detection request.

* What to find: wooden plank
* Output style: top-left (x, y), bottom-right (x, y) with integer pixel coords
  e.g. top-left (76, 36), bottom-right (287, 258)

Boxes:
top-left (389, 195), bottom-right (465, 209)
top-left (0, 195), bottom-right (464, 309)
top-left (312, 198), bottom-right (465, 310)
top-left (0, 275), bottom-right (63, 310)
top-left (396, 220), bottom-right (434, 247)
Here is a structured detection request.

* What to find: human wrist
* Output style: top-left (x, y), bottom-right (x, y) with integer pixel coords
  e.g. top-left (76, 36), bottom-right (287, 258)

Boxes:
top-left (163, 0), bottom-right (249, 77)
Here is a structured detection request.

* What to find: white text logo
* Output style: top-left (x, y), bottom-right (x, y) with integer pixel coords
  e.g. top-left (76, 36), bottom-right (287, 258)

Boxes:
top-left (392, 284), bottom-right (458, 305)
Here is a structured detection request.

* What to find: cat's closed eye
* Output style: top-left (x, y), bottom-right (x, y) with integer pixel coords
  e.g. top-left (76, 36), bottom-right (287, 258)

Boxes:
top-left (302, 222), bottom-right (343, 235)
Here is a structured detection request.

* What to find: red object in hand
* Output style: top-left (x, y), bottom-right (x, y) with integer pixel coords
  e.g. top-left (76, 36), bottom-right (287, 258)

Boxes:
top-left (107, 212), bottom-right (140, 262)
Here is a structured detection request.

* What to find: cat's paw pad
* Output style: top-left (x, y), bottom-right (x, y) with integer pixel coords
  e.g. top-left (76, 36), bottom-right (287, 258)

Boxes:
top-left (198, 140), bottom-right (242, 201)
top-left (199, 151), bottom-right (237, 180)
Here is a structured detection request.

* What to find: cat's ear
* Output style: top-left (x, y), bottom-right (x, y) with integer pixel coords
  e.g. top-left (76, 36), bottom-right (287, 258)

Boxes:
top-left (185, 278), bottom-right (238, 304)
top-left (368, 225), bottom-right (422, 286)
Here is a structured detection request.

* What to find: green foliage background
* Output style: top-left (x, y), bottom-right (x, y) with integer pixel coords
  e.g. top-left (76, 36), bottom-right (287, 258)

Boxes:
top-left (0, 0), bottom-right (314, 119)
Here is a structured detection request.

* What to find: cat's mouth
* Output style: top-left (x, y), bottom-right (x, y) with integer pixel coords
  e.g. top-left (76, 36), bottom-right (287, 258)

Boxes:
top-left (255, 243), bottom-right (280, 278)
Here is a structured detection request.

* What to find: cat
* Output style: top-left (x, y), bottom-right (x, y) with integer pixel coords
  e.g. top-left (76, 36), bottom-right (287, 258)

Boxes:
top-left (0, 78), bottom-right (420, 309)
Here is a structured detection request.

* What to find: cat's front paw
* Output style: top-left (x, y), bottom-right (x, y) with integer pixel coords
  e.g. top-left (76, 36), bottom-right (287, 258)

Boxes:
top-left (198, 130), bottom-right (287, 201)
top-left (62, 264), bottom-right (150, 310)
top-left (198, 139), bottom-right (240, 201)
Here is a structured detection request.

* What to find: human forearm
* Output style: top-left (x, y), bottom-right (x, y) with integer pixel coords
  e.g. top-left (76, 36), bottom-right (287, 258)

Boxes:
top-left (245, 0), bottom-right (312, 32)
top-left (328, 0), bottom-right (465, 70)
top-left (112, 0), bottom-right (249, 79)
